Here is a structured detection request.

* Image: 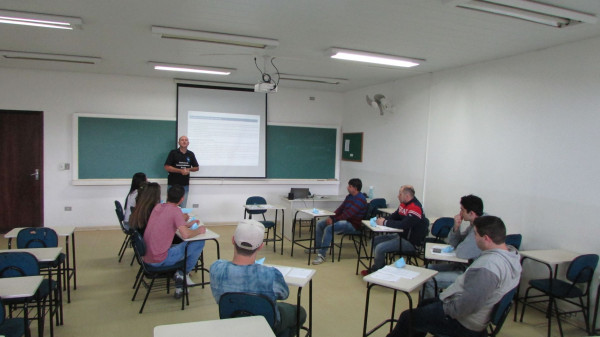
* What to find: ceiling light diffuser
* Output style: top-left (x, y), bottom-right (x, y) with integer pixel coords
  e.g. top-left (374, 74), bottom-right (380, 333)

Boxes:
top-left (444, 0), bottom-right (597, 27)
top-left (328, 48), bottom-right (423, 68)
top-left (1, 51), bottom-right (100, 64)
top-left (149, 62), bottom-right (234, 75)
top-left (151, 26), bottom-right (279, 49)
top-left (0, 10), bottom-right (82, 30)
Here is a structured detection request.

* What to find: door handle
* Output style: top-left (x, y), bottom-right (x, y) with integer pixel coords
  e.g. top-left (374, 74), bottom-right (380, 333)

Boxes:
top-left (30, 169), bottom-right (39, 181)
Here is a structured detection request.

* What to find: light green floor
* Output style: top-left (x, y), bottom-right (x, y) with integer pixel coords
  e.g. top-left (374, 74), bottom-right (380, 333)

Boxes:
top-left (1, 226), bottom-right (592, 337)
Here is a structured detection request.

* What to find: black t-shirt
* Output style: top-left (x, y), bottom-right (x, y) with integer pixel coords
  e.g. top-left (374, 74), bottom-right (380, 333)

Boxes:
top-left (164, 148), bottom-right (199, 186)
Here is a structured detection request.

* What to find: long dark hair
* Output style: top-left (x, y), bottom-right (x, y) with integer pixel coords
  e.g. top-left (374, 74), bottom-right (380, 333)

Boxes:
top-left (129, 182), bottom-right (160, 232)
top-left (128, 172), bottom-right (147, 195)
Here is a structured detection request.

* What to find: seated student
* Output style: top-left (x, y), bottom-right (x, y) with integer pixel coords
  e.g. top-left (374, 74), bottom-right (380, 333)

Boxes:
top-left (128, 182), bottom-right (160, 236)
top-left (422, 194), bottom-right (484, 299)
top-left (311, 178), bottom-right (368, 265)
top-left (361, 185), bottom-right (425, 275)
top-left (210, 221), bottom-right (307, 337)
top-left (124, 172), bottom-right (147, 222)
top-left (387, 215), bottom-right (521, 337)
top-left (143, 185), bottom-right (206, 298)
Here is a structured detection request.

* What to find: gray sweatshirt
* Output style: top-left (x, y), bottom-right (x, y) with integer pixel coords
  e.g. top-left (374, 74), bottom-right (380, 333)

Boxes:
top-left (439, 246), bottom-right (522, 332)
top-left (448, 224), bottom-right (482, 260)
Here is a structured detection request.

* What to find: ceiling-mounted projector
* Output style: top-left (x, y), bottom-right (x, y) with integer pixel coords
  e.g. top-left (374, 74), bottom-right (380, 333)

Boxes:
top-left (254, 82), bottom-right (277, 93)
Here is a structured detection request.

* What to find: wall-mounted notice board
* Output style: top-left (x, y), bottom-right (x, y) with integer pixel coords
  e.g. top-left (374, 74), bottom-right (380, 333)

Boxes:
top-left (342, 132), bottom-right (363, 162)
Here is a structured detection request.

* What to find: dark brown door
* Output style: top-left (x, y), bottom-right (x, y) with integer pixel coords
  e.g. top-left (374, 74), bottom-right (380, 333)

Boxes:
top-left (0, 110), bottom-right (43, 233)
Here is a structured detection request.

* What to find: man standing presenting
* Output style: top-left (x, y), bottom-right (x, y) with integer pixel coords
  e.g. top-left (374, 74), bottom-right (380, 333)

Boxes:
top-left (423, 194), bottom-right (484, 298)
top-left (312, 178), bottom-right (367, 265)
top-left (164, 135), bottom-right (199, 208)
top-left (387, 215), bottom-right (521, 337)
top-left (210, 221), bottom-right (306, 337)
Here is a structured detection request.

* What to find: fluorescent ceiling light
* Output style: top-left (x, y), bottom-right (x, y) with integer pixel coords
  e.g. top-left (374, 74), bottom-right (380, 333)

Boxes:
top-left (0, 10), bottom-right (82, 30)
top-left (279, 73), bottom-right (348, 85)
top-left (1, 51), bottom-right (100, 64)
top-left (444, 0), bottom-right (597, 27)
top-left (328, 48), bottom-right (423, 68)
top-left (149, 62), bottom-right (234, 75)
top-left (151, 26), bottom-right (279, 49)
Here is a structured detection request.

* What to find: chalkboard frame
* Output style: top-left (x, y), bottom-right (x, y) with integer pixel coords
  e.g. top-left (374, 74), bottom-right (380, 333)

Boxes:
top-left (72, 114), bottom-right (340, 184)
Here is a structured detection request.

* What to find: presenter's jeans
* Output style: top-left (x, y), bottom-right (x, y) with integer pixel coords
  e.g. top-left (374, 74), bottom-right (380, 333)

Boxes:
top-left (387, 298), bottom-right (484, 337)
top-left (372, 234), bottom-right (415, 271)
top-left (315, 219), bottom-right (360, 257)
top-left (148, 240), bottom-right (205, 274)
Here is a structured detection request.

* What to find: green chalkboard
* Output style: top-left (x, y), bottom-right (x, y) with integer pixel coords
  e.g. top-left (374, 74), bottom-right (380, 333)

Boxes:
top-left (76, 116), bottom-right (337, 180)
top-left (267, 125), bottom-right (336, 179)
top-left (77, 116), bottom-right (175, 179)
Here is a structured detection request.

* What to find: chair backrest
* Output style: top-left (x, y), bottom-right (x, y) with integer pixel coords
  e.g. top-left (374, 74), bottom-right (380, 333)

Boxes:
top-left (115, 200), bottom-right (125, 223)
top-left (16, 227), bottom-right (58, 249)
top-left (130, 230), bottom-right (146, 259)
top-left (488, 287), bottom-right (518, 336)
top-left (245, 196), bottom-right (267, 216)
top-left (364, 198), bottom-right (387, 219)
top-left (218, 292), bottom-right (278, 329)
top-left (504, 234), bottom-right (522, 250)
top-left (430, 217), bottom-right (454, 239)
top-left (0, 298), bottom-right (4, 324)
top-left (408, 217), bottom-right (430, 248)
top-left (0, 252), bottom-right (40, 278)
top-left (566, 254), bottom-right (599, 284)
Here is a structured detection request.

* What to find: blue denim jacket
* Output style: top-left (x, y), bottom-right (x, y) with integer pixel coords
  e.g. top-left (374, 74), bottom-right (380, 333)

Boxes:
top-left (210, 260), bottom-right (289, 321)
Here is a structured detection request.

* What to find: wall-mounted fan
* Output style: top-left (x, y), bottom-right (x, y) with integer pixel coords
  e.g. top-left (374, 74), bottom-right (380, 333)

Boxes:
top-left (366, 94), bottom-right (393, 115)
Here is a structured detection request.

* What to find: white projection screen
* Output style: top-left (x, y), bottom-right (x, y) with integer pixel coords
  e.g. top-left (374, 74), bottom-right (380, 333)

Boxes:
top-left (177, 85), bottom-right (267, 178)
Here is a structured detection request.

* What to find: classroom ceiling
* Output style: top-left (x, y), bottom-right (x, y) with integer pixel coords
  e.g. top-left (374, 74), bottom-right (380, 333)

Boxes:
top-left (1, 0), bottom-right (600, 92)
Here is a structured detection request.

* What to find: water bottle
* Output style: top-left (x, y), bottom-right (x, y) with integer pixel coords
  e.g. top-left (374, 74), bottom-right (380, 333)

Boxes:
top-left (368, 186), bottom-right (374, 199)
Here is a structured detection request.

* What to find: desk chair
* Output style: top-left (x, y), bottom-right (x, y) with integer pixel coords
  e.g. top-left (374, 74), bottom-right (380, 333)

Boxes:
top-left (505, 234), bottom-right (522, 250)
top-left (115, 200), bottom-right (134, 264)
top-left (519, 254), bottom-right (598, 337)
top-left (386, 218), bottom-right (430, 266)
top-left (425, 217), bottom-right (453, 244)
top-left (0, 298), bottom-right (28, 337)
top-left (16, 228), bottom-right (65, 327)
top-left (219, 292), bottom-right (277, 330)
top-left (435, 287), bottom-right (517, 337)
top-left (130, 230), bottom-right (187, 313)
top-left (0, 252), bottom-right (58, 337)
top-left (244, 196), bottom-right (277, 252)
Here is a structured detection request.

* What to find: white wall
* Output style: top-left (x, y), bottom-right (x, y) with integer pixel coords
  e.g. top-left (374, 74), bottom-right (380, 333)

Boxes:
top-left (341, 36), bottom-right (600, 321)
top-left (0, 68), bottom-right (343, 227)
top-left (340, 76), bottom-right (432, 205)
top-left (343, 36), bottom-right (600, 256)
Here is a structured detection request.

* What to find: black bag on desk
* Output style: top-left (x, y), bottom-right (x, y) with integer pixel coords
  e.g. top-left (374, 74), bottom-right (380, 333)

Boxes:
top-left (288, 188), bottom-right (311, 200)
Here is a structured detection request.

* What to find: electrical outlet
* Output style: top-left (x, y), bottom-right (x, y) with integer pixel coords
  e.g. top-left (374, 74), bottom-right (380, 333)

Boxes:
top-left (64, 206), bottom-right (72, 211)
top-left (64, 163), bottom-right (70, 170)
top-left (192, 204), bottom-right (199, 208)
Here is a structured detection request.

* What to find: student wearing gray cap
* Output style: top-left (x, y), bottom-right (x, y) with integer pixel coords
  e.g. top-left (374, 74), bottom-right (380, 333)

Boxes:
top-left (210, 221), bottom-right (306, 337)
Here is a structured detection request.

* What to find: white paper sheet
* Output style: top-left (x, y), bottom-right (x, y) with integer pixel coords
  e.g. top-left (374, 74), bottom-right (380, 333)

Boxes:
top-left (287, 268), bottom-right (312, 279)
